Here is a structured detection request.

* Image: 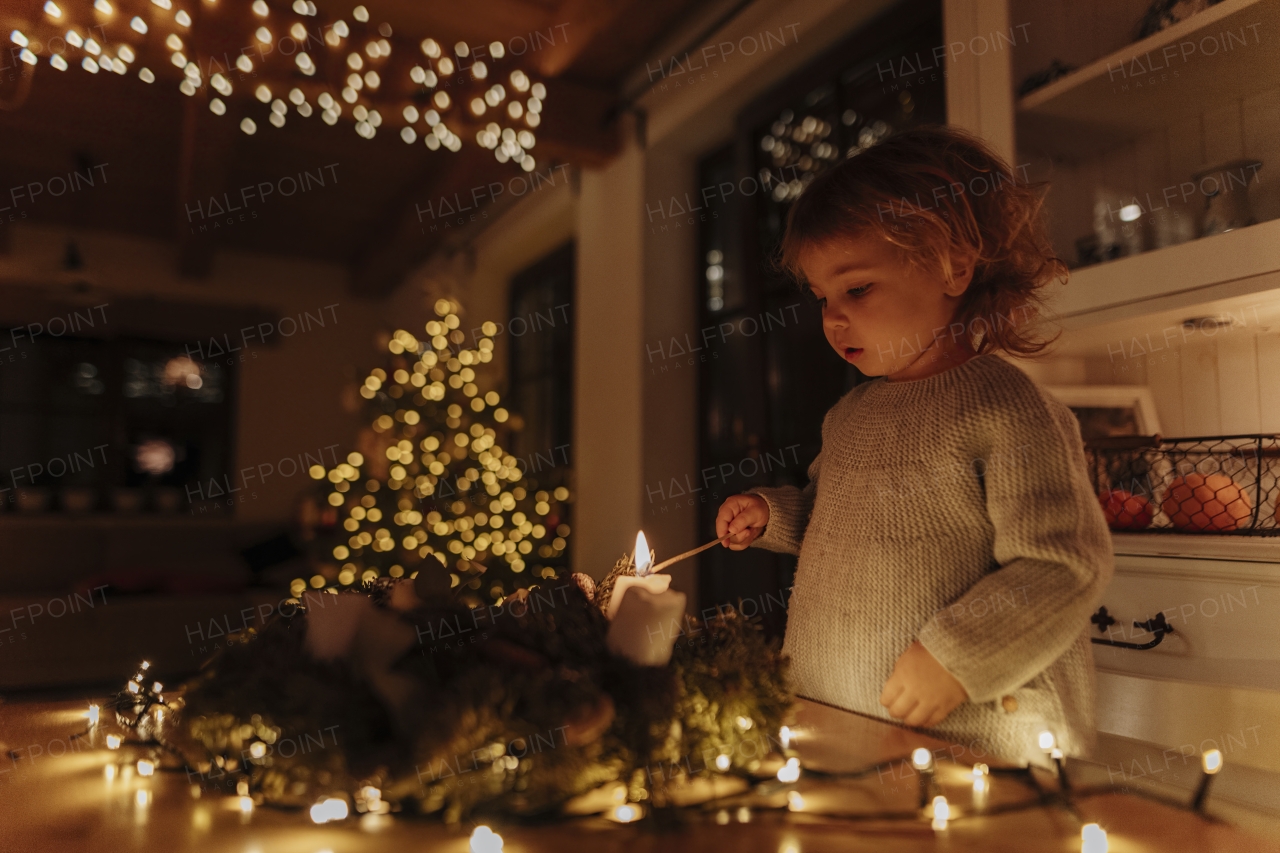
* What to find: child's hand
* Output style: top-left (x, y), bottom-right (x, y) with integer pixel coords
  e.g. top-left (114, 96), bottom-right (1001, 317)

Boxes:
top-left (715, 494), bottom-right (769, 550)
top-left (879, 642), bottom-right (969, 728)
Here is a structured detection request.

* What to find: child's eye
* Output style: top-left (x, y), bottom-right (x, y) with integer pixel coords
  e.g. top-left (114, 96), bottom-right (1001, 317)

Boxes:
top-left (847, 284), bottom-right (872, 298)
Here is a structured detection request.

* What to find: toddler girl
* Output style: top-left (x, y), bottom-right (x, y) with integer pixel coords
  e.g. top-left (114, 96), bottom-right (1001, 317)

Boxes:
top-left (716, 126), bottom-right (1113, 764)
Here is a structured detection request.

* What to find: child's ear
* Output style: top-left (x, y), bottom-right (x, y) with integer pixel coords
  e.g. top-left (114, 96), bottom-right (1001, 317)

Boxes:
top-left (943, 248), bottom-right (978, 297)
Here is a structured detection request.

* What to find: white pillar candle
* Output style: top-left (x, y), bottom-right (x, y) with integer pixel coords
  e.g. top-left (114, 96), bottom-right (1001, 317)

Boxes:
top-left (606, 585), bottom-right (686, 666)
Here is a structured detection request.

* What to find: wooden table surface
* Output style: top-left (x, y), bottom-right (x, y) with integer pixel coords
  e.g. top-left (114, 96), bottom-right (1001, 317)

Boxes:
top-left (2, 695), bottom-right (1276, 853)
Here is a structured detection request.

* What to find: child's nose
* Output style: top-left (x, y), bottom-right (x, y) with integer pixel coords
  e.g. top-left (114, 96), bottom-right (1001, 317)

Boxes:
top-left (823, 304), bottom-right (850, 329)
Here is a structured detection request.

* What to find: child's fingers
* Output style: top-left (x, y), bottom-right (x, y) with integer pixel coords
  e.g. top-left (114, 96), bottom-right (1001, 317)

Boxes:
top-left (879, 678), bottom-right (902, 709)
top-left (887, 693), bottom-right (918, 721)
top-left (903, 703), bottom-right (937, 728)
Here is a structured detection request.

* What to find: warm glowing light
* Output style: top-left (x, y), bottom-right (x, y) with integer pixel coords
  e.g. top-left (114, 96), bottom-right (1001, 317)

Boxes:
top-left (139, 67), bottom-right (155, 82)
top-left (776, 757), bottom-right (801, 783)
top-left (256, 26), bottom-right (271, 44)
top-left (104, 763), bottom-right (117, 781)
top-left (931, 795), bottom-right (950, 830)
top-left (87, 704), bottom-right (100, 725)
top-left (94, 0), bottom-right (113, 13)
top-left (137, 759), bottom-right (155, 776)
top-left (634, 531), bottom-right (651, 575)
top-left (611, 804), bottom-right (639, 823)
top-left (469, 825), bottom-right (503, 853)
top-left (106, 735), bottom-right (122, 749)
top-left (44, 2), bottom-right (63, 18)
top-left (1038, 731), bottom-right (1056, 751)
top-left (911, 748), bottom-right (933, 770)
top-left (127, 681), bottom-right (140, 694)
top-left (238, 795), bottom-right (254, 813)
top-left (715, 754), bottom-right (731, 771)
top-left (248, 742), bottom-right (266, 758)
top-left (779, 726), bottom-right (793, 749)
top-left (175, 9), bottom-right (191, 26)
top-left (136, 789), bottom-right (151, 806)
top-left (130, 16), bottom-right (147, 33)
top-left (1202, 749), bottom-right (1223, 774)
top-left (309, 797), bottom-right (348, 824)
top-left (251, 0), bottom-right (268, 13)
top-left (787, 790), bottom-right (804, 810)
top-left (1081, 823), bottom-right (1109, 853)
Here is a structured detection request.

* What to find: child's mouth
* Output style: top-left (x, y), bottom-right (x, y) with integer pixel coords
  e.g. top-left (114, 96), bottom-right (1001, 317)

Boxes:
top-left (843, 347), bottom-right (863, 362)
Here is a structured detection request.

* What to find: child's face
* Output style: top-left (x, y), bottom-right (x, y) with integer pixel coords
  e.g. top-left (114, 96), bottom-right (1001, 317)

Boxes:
top-left (800, 233), bottom-right (973, 379)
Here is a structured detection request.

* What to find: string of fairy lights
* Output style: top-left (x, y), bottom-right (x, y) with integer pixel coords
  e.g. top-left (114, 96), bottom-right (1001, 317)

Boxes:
top-left (70, 661), bottom-right (1231, 852)
top-left (294, 298), bottom-right (571, 603)
top-left (8, 1), bottom-right (546, 170)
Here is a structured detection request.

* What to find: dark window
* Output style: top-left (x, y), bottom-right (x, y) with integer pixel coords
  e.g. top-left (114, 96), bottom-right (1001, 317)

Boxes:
top-left (507, 241), bottom-right (574, 485)
top-left (697, 0), bottom-right (945, 637)
top-left (0, 337), bottom-right (235, 514)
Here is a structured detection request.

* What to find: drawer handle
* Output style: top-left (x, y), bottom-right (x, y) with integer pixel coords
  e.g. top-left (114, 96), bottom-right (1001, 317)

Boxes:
top-left (1089, 606), bottom-right (1174, 650)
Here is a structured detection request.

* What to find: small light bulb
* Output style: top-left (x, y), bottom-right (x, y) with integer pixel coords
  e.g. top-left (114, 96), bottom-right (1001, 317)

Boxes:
top-left (88, 704), bottom-right (100, 725)
top-left (715, 754), bottom-right (731, 771)
top-left (238, 795), bottom-right (254, 813)
top-left (106, 734), bottom-right (122, 749)
top-left (1202, 749), bottom-right (1223, 775)
top-left (776, 757), bottom-right (801, 783)
top-left (130, 16), bottom-right (147, 33)
top-left (175, 9), bottom-right (191, 26)
top-left (94, 0), bottom-right (112, 13)
top-left (911, 748), bottom-right (933, 770)
top-left (44, 2), bottom-right (63, 18)
top-left (931, 795), bottom-right (949, 830)
top-left (469, 825), bottom-right (503, 853)
top-left (1038, 731), bottom-right (1056, 751)
top-left (139, 67), bottom-right (155, 83)
top-left (1081, 823), bottom-right (1109, 853)
top-left (137, 759), bottom-right (155, 776)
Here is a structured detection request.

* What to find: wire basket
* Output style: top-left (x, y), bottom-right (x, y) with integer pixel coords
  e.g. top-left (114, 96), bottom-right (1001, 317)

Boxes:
top-left (1083, 434), bottom-right (1280, 536)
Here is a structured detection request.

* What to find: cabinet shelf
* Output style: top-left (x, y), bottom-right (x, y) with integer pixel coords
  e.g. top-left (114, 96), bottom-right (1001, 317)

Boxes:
top-left (1044, 216), bottom-right (1280, 326)
top-left (1016, 0), bottom-right (1280, 159)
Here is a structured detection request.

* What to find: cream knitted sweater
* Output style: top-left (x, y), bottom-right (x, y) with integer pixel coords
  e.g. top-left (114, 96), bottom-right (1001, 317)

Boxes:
top-left (748, 355), bottom-right (1114, 764)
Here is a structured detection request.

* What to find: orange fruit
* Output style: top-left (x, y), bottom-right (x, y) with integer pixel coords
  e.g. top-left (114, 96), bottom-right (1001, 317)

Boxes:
top-left (1161, 473), bottom-right (1252, 532)
top-left (1098, 489), bottom-right (1153, 530)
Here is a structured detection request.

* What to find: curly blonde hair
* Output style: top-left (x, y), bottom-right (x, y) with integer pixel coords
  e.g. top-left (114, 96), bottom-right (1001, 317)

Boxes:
top-left (779, 125), bottom-right (1065, 356)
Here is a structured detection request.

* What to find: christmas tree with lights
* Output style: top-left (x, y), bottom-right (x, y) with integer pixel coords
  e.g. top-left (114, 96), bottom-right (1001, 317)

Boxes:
top-left (297, 298), bottom-right (572, 606)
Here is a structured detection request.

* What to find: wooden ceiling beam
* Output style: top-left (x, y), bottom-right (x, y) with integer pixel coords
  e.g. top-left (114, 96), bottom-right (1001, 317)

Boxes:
top-left (526, 0), bottom-right (634, 78)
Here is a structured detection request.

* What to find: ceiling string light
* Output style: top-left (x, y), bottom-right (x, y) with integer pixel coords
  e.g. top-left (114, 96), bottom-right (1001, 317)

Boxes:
top-left (7, 2), bottom-right (546, 169)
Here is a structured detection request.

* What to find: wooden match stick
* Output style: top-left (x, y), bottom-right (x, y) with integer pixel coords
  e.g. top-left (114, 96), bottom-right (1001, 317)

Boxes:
top-left (648, 529), bottom-right (763, 574)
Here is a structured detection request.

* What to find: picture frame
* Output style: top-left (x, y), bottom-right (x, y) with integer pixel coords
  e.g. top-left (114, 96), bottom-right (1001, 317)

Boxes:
top-left (1044, 385), bottom-right (1163, 441)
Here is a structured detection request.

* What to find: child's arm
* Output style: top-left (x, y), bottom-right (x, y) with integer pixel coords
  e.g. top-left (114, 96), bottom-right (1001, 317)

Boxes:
top-left (744, 450), bottom-right (821, 556)
top-left (914, 394), bottom-right (1115, 705)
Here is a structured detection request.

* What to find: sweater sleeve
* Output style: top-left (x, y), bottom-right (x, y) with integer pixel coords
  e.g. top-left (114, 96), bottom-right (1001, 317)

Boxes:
top-left (744, 450), bottom-right (821, 556)
top-left (917, 386), bottom-right (1114, 704)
